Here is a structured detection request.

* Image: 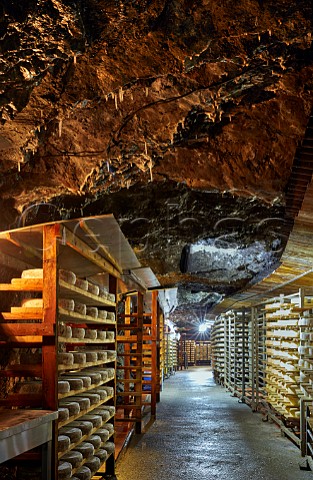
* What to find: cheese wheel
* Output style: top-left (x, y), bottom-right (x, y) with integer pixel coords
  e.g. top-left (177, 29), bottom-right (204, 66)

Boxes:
top-left (95, 428), bottom-right (110, 442)
top-left (66, 396), bottom-right (91, 410)
top-left (106, 331), bottom-right (115, 340)
top-left (65, 375), bottom-right (91, 388)
top-left (98, 405), bottom-right (115, 416)
top-left (84, 455), bottom-right (101, 474)
top-left (105, 368), bottom-right (115, 378)
top-left (58, 380), bottom-right (71, 394)
top-left (95, 351), bottom-right (107, 362)
top-left (104, 350), bottom-right (117, 361)
top-left (107, 293), bottom-right (115, 303)
top-left (59, 401), bottom-right (80, 417)
top-left (106, 312), bottom-right (115, 322)
top-left (89, 368), bottom-right (108, 381)
top-left (21, 268), bottom-right (43, 278)
top-left (75, 278), bottom-right (88, 291)
top-left (103, 441), bottom-right (115, 455)
top-left (92, 409), bottom-right (111, 422)
top-left (58, 461), bottom-right (72, 480)
top-left (58, 407), bottom-right (70, 423)
top-left (59, 299), bottom-right (75, 311)
top-left (59, 427), bottom-right (82, 444)
top-left (99, 287), bottom-right (108, 299)
top-left (67, 420), bottom-right (93, 435)
top-left (88, 283), bottom-right (99, 296)
top-left (88, 434), bottom-right (102, 449)
top-left (80, 372), bottom-right (101, 384)
top-left (75, 302), bottom-right (87, 316)
top-left (59, 323), bottom-right (72, 339)
top-left (61, 377), bottom-right (84, 391)
top-left (58, 352), bottom-right (74, 366)
top-left (72, 327), bottom-right (85, 339)
top-left (92, 388), bottom-right (108, 401)
top-left (95, 448), bottom-right (108, 463)
top-left (99, 386), bottom-right (114, 397)
top-left (71, 352), bottom-right (87, 364)
top-left (84, 329), bottom-right (97, 340)
top-left (98, 310), bottom-right (107, 320)
top-left (96, 330), bottom-right (106, 340)
top-left (73, 393), bottom-right (100, 405)
top-left (84, 351), bottom-right (97, 362)
top-left (59, 269), bottom-right (76, 285)
top-left (86, 307), bottom-right (98, 318)
top-left (21, 298), bottom-right (43, 308)
top-left (60, 450), bottom-right (83, 468)
top-left (15, 381), bottom-right (42, 394)
top-left (75, 466), bottom-right (92, 480)
top-left (79, 414), bottom-right (102, 428)
top-left (104, 423), bottom-right (114, 434)
top-left (72, 442), bottom-right (95, 458)
top-left (58, 435), bottom-right (71, 453)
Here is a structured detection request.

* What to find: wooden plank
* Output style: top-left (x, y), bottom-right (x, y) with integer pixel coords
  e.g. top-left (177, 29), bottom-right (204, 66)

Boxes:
top-left (0, 323), bottom-right (54, 337)
top-left (0, 279), bottom-right (43, 291)
top-left (59, 279), bottom-right (116, 307)
top-left (0, 365), bottom-right (42, 377)
top-left (0, 311), bottom-right (43, 320)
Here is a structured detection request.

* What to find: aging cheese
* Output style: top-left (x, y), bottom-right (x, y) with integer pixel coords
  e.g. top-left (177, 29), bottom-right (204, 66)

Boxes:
top-left (60, 450), bottom-right (83, 468)
top-left (58, 435), bottom-right (71, 453)
top-left (58, 407), bottom-right (70, 423)
top-left (21, 268), bottom-right (43, 278)
top-left (92, 408), bottom-right (111, 422)
top-left (67, 420), bottom-right (93, 436)
top-left (86, 307), bottom-right (98, 318)
top-left (79, 414), bottom-right (102, 428)
top-left (59, 269), bottom-right (76, 285)
top-left (72, 327), bottom-right (85, 339)
top-left (72, 442), bottom-right (95, 458)
top-left (98, 310), bottom-right (107, 320)
top-left (73, 393), bottom-right (101, 405)
top-left (59, 427), bottom-right (82, 444)
top-left (58, 380), bottom-right (71, 394)
top-left (59, 401), bottom-right (80, 416)
top-left (60, 377), bottom-right (84, 391)
top-left (75, 278), bottom-right (88, 291)
top-left (58, 461), bottom-right (72, 480)
top-left (70, 352), bottom-right (87, 364)
top-left (84, 455), bottom-right (101, 475)
top-left (65, 374), bottom-right (92, 388)
top-left (59, 298), bottom-right (75, 311)
top-left (66, 396), bottom-right (91, 410)
top-left (58, 352), bottom-right (74, 366)
top-left (95, 448), bottom-right (108, 463)
top-left (96, 428), bottom-right (110, 443)
top-left (103, 441), bottom-right (115, 455)
top-left (96, 330), bottom-right (106, 340)
top-left (84, 329), bottom-right (97, 340)
top-left (88, 434), bottom-right (102, 449)
top-left (59, 323), bottom-right (72, 339)
top-left (75, 466), bottom-right (92, 480)
top-left (74, 302), bottom-right (87, 316)
top-left (87, 282), bottom-right (99, 296)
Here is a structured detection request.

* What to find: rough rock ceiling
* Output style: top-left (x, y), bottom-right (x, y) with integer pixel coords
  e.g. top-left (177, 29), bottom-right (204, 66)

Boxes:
top-left (0, 1), bottom-right (312, 325)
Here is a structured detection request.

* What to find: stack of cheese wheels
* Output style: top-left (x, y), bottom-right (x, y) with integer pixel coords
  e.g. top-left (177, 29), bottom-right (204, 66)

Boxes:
top-left (79, 414), bottom-right (103, 428)
top-left (63, 374), bottom-right (92, 388)
top-left (72, 392), bottom-right (101, 405)
top-left (84, 368), bottom-right (108, 382)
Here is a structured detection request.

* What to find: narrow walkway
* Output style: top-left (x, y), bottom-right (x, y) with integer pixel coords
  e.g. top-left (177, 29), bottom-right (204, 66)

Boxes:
top-left (116, 367), bottom-right (312, 480)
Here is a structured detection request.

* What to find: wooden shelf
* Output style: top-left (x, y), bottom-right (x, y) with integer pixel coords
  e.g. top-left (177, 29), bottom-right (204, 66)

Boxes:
top-left (58, 336), bottom-right (115, 344)
top-left (59, 279), bottom-right (116, 308)
top-left (58, 395), bottom-right (114, 428)
top-left (58, 358), bottom-right (115, 372)
top-left (58, 308), bottom-right (116, 325)
top-left (58, 376), bottom-right (115, 400)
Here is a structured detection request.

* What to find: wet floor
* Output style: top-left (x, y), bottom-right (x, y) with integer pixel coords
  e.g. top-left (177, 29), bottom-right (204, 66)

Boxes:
top-left (116, 367), bottom-right (312, 480)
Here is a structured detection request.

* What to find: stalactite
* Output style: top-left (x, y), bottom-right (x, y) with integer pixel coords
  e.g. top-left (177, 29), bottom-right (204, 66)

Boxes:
top-left (58, 118), bottom-right (63, 137)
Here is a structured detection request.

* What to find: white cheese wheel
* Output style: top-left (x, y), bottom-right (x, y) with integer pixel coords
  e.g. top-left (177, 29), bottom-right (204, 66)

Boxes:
top-left (84, 455), bottom-right (101, 475)
top-left (72, 442), bottom-right (95, 459)
top-left (106, 331), bottom-right (115, 340)
top-left (79, 414), bottom-right (102, 428)
top-left (99, 286), bottom-right (108, 298)
top-left (72, 327), bottom-right (85, 339)
top-left (59, 427), bottom-right (82, 444)
top-left (86, 307), bottom-right (98, 318)
top-left (65, 375), bottom-right (91, 388)
top-left (21, 268), bottom-right (43, 278)
top-left (83, 351), bottom-right (97, 362)
top-left (60, 450), bottom-right (83, 468)
top-left (58, 380), bottom-right (71, 394)
top-left (103, 441), bottom-right (115, 455)
top-left (100, 386), bottom-right (114, 397)
top-left (95, 351), bottom-right (107, 362)
top-left (75, 466), bottom-right (92, 480)
top-left (92, 409), bottom-right (111, 422)
top-left (58, 435), bottom-right (71, 453)
top-left (75, 278), bottom-right (88, 291)
top-left (59, 323), bottom-right (72, 339)
top-left (66, 396), bottom-right (91, 410)
top-left (75, 302), bottom-right (87, 315)
top-left (59, 298), bottom-right (75, 311)
top-left (87, 282), bottom-right (99, 296)
top-left (95, 428), bottom-right (110, 442)
top-left (61, 377), bottom-right (84, 391)
top-left (104, 350), bottom-right (117, 360)
top-left (96, 330), bottom-right (106, 340)
top-left (67, 420), bottom-right (93, 435)
top-left (98, 310), bottom-right (107, 320)
top-left (58, 407), bottom-right (70, 423)
top-left (104, 423), bottom-right (114, 434)
top-left (95, 448), bottom-right (108, 463)
top-left (74, 393), bottom-right (100, 405)
top-left (58, 461), bottom-right (72, 480)
top-left (15, 381), bottom-right (42, 394)
top-left (88, 435), bottom-right (102, 449)
top-left (106, 312), bottom-right (115, 322)
top-left (59, 269), bottom-right (76, 285)
top-left (105, 368), bottom-right (115, 378)
top-left (92, 388), bottom-right (108, 401)
top-left (58, 352), bottom-right (74, 366)
top-left (21, 298), bottom-right (43, 308)
top-left (84, 329), bottom-right (97, 340)
top-left (107, 293), bottom-right (115, 303)
top-left (59, 401), bottom-right (80, 417)
top-left (71, 352), bottom-right (87, 364)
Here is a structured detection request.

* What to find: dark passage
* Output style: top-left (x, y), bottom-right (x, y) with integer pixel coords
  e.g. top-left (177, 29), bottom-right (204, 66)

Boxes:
top-left (116, 367), bottom-right (311, 480)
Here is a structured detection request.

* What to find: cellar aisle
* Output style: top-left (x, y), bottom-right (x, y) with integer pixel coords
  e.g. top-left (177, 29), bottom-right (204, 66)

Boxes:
top-left (116, 367), bottom-right (311, 480)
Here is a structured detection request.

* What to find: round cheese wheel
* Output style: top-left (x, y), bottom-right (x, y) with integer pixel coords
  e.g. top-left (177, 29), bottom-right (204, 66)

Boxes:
top-left (96, 428), bottom-right (110, 442)
top-left (98, 310), bottom-right (107, 320)
top-left (88, 283), bottom-right (99, 296)
top-left (106, 368), bottom-right (115, 378)
top-left (74, 393), bottom-right (100, 405)
top-left (86, 307), bottom-right (98, 318)
top-left (60, 450), bottom-right (83, 468)
top-left (58, 461), bottom-right (72, 480)
top-left (107, 293), bottom-right (115, 303)
top-left (84, 351), bottom-right (97, 362)
top-left (95, 351), bottom-right (107, 362)
top-left (104, 350), bottom-right (117, 361)
top-left (72, 327), bottom-right (86, 339)
top-left (75, 302), bottom-right (87, 316)
top-left (88, 435), bottom-right (102, 449)
top-left (84, 329), bottom-right (97, 340)
top-left (65, 375), bottom-right (91, 388)
top-left (59, 299), bottom-right (75, 311)
top-left (92, 409), bottom-right (111, 422)
top-left (92, 388), bottom-right (108, 401)
top-left (96, 330), bottom-right (106, 340)
top-left (84, 455), bottom-right (101, 474)
top-left (79, 414), bottom-right (102, 428)
top-left (95, 448), bottom-right (108, 463)
top-left (21, 268), bottom-right (43, 278)
top-left (99, 287), bottom-right (108, 299)
top-left (15, 381), bottom-right (42, 394)
top-left (59, 324), bottom-right (72, 339)
top-left (75, 466), bottom-right (92, 480)
top-left (59, 401), bottom-right (80, 417)
top-left (103, 441), bottom-right (115, 455)
top-left (104, 423), bottom-right (114, 434)
top-left (58, 435), bottom-right (71, 453)
top-left (106, 312), bottom-right (115, 322)
top-left (71, 352), bottom-right (87, 364)
top-left (106, 331), bottom-right (115, 340)
top-left (75, 278), bottom-right (88, 291)
top-left (61, 377), bottom-right (84, 391)
top-left (94, 405), bottom-right (115, 416)
top-left (58, 352), bottom-right (74, 366)
top-left (67, 420), bottom-right (93, 435)
top-left (59, 427), bottom-right (82, 444)
top-left (67, 396), bottom-right (91, 410)
top-left (100, 386), bottom-right (114, 397)
top-left (21, 298), bottom-right (43, 308)
top-left (59, 269), bottom-right (76, 285)
top-left (72, 442), bottom-right (95, 458)
top-left (93, 369), bottom-right (108, 381)
top-left (58, 407), bottom-right (70, 422)
top-left (58, 380), bottom-right (71, 394)
top-left (80, 372), bottom-right (101, 384)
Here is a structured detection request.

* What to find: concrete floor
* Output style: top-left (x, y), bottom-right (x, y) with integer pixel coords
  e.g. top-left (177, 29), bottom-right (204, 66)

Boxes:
top-left (116, 367), bottom-right (312, 480)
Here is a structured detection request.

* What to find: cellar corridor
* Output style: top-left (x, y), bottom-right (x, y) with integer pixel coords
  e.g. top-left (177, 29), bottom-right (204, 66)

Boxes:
top-left (116, 367), bottom-right (311, 480)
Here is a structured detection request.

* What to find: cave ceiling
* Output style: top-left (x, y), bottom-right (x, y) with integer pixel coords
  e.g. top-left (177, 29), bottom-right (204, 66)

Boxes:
top-left (0, 0), bottom-right (312, 326)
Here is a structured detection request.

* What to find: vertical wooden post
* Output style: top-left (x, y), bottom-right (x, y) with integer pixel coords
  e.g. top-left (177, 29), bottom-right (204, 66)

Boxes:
top-left (135, 292), bottom-right (143, 434)
top-left (156, 303), bottom-right (162, 402)
top-left (150, 291), bottom-right (158, 417)
top-left (42, 224), bottom-right (59, 480)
